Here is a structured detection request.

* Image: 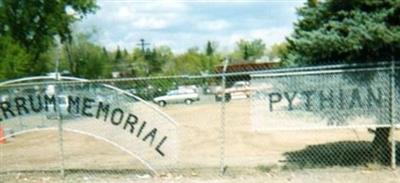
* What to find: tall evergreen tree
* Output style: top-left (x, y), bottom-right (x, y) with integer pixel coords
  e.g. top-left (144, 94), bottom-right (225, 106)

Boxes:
top-left (284, 0), bottom-right (400, 164)
top-left (206, 41), bottom-right (214, 56)
top-left (115, 46), bottom-right (123, 63)
top-left (284, 0), bottom-right (400, 66)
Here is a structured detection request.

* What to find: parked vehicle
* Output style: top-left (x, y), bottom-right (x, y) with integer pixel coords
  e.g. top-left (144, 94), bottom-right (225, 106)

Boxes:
top-left (205, 85), bottom-right (223, 95)
top-left (215, 81), bottom-right (253, 102)
top-left (153, 89), bottom-right (200, 107)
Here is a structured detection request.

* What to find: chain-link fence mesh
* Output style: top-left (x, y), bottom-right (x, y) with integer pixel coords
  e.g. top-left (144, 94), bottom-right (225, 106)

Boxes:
top-left (0, 62), bottom-right (399, 182)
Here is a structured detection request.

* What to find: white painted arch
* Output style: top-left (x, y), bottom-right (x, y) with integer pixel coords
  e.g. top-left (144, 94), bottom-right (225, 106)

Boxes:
top-left (0, 75), bottom-right (179, 175)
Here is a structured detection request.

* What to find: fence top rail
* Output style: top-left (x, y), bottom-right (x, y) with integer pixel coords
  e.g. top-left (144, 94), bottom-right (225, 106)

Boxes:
top-left (0, 61), bottom-right (398, 88)
top-left (248, 61), bottom-right (399, 77)
top-left (251, 66), bottom-right (398, 78)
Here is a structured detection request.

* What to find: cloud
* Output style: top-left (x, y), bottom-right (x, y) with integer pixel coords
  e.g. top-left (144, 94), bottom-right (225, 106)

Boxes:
top-left (132, 17), bottom-right (170, 29)
top-left (85, 0), bottom-right (188, 29)
top-left (136, 0), bottom-right (188, 12)
top-left (195, 19), bottom-right (231, 31)
top-left (212, 27), bottom-right (292, 51)
top-left (77, 0), bottom-right (304, 53)
top-left (249, 27), bottom-right (293, 45)
top-left (115, 7), bottom-right (135, 21)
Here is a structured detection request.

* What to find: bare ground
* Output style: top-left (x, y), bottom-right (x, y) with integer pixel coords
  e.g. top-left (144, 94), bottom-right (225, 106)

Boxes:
top-left (1, 99), bottom-right (400, 182)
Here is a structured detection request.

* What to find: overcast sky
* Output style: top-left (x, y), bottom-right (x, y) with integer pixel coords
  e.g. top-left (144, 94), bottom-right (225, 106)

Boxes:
top-left (76, 0), bottom-right (306, 53)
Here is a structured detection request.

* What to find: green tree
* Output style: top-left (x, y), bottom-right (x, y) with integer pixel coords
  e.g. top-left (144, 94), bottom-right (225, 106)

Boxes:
top-left (129, 45), bottom-right (174, 77)
top-left (61, 33), bottom-right (111, 79)
top-left (0, 0), bottom-right (97, 75)
top-left (130, 48), bottom-right (149, 76)
top-left (123, 49), bottom-right (129, 58)
top-left (162, 46), bottom-right (221, 76)
top-left (203, 41), bottom-right (221, 74)
top-left (266, 42), bottom-right (288, 63)
top-left (284, 0), bottom-right (400, 164)
top-left (164, 47), bottom-right (204, 75)
top-left (284, 0), bottom-right (400, 66)
top-left (233, 39), bottom-right (266, 61)
top-left (115, 47), bottom-right (123, 63)
top-left (205, 40), bottom-right (217, 56)
top-left (0, 36), bottom-right (30, 80)
top-left (101, 46), bottom-right (134, 77)
top-left (149, 46), bottom-right (173, 74)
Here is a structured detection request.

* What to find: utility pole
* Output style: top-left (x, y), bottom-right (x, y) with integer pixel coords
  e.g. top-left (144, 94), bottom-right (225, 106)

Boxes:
top-left (137, 38), bottom-right (150, 52)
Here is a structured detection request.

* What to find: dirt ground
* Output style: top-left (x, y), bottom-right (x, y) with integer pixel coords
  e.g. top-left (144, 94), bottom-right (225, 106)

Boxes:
top-left (1, 168), bottom-right (400, 183)
top-left (1, 99), bottom-right (400, 182)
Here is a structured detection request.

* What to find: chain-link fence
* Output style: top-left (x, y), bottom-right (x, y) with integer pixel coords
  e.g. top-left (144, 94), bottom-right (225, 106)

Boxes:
top-left (0, 62), bottom-right (399, 182)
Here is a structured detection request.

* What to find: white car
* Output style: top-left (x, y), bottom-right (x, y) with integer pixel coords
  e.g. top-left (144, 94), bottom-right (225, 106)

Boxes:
top-left (153, 89), bottom-right (200, 107)
top-left (215, 81), bottom-right (253, 101)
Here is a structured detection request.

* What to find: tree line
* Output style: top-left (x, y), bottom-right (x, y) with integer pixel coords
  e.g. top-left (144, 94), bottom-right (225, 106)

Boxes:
top-left (60, 34), bottom-right (287, 79)
top-left (1, 0), bottom-right (399, 78)
top-left (1, 28), bottom-right (285, 80)
top-left (0, 0), bottom-right (288, 80)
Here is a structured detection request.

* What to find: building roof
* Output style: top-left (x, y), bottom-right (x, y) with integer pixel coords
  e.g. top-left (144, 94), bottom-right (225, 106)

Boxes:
top-left (215, 62), bottom-right (278, 73)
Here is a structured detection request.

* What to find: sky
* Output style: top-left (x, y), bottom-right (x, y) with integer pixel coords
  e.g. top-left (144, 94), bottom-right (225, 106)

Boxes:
top-left (76, 0), bottom-right (306, 53)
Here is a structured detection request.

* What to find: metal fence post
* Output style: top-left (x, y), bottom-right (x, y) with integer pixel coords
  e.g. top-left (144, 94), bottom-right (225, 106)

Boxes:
top-left (56, 78), bottom-right (65, 177)
top-left (220, 58), bottom-right (229, 175)
top-left (390, 60), bottom-right (396, 169)
top-left (54, 41), bottom-right (65, 177)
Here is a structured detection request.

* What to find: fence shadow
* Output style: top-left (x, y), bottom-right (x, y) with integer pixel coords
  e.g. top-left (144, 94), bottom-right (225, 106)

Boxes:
top-left (283, 141), bottom-right (400, 168)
